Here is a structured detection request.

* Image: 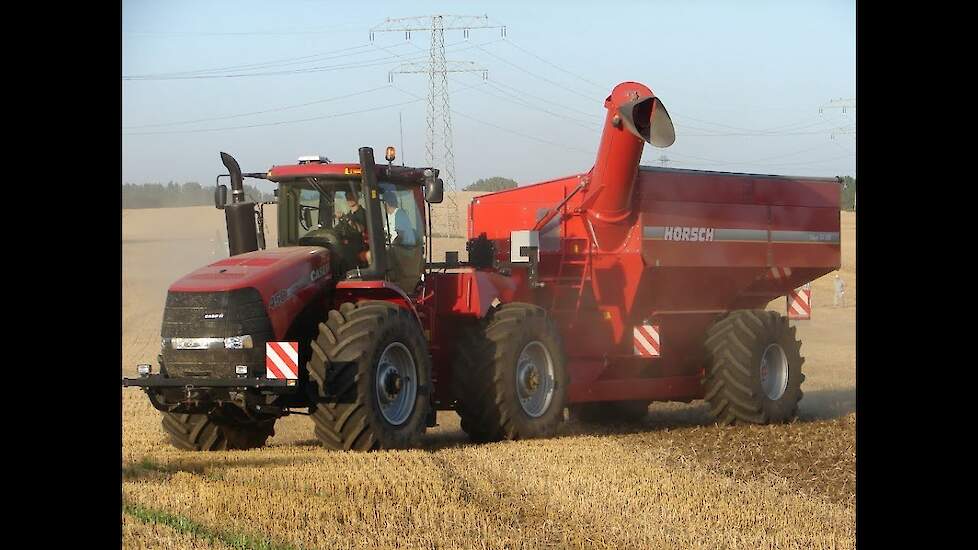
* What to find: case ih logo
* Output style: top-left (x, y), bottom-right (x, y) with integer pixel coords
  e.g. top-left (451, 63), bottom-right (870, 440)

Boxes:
top-left (663, 226), bottom-right (714, 242)
top-left (310, 265), bottom-right (328, 282)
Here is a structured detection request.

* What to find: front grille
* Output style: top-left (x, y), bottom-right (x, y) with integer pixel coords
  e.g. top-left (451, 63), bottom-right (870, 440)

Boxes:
top-left (161, 288), bottom-right (273, 378)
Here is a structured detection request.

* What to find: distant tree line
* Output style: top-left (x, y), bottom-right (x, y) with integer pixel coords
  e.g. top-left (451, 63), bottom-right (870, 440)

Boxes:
top-left (122, 182), bottom-right (273, 209)
top-left (839, 176), bottom-right (856, 211)
top-left (463, 177), bottom-right (518, 192)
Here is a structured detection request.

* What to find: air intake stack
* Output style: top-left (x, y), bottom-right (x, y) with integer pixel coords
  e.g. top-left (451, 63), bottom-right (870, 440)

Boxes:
top-left (220, 152), bottom-right (259, 256)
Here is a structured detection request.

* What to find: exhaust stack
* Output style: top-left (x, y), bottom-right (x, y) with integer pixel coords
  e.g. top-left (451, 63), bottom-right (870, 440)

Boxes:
top-left (220, 152), bottom-right (259, 256)
top-left (586, 82), bottom-right (674, 249)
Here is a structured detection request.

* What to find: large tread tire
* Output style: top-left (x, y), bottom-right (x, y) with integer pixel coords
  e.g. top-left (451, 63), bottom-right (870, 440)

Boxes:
top-left (453, 303), bottom-right (568, 442)
top-left (307, 300), bottom-right (431, 451)
top-left (703, 309), bottom-right (805, 426)
top-left (569, 400), bottom-right (650, 424)
top-left (161, 411), bottom-right (275, 451)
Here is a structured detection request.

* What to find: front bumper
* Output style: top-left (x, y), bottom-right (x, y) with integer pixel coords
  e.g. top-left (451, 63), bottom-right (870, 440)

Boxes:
top-left (122, 372), bottom-right (302, 416)
top-left (122, 373), bottom-right (296, 391)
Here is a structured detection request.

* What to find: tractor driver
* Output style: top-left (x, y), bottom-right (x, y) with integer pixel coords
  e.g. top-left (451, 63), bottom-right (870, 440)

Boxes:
top-left (332, 189), bottom-right (369, 269)
top-left (335, 189), bottom-right (367, 234)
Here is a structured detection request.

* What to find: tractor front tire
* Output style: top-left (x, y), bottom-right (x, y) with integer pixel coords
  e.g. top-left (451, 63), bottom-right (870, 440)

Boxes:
top-left (453, 303), bottom-right (568, 442)
top-left (570, 400), bottom-right (650, 424)
top-left (307, 301), bottom-right (432, 451)
top-left (703, 309), bottom-right (805, 426)
top-left (161, 411), bottom-right (275, 451)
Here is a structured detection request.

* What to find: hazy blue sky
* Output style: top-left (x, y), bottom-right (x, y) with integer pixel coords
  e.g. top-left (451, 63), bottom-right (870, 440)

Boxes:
top-left (122, 0), bottom-right (855, 192)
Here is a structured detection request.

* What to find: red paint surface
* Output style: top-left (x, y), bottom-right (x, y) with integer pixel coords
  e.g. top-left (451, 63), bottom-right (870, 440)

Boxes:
top-left (170, 246), bottom-right (331, 339)
top-left (466, 81), bottom-right (841, 405)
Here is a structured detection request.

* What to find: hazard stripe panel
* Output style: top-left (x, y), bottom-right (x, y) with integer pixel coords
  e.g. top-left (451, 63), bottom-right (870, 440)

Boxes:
top-left (633, 323), bottom-right (661, 357)
top-left (787, 286), bottom-right (812, 320)
top-left (764, 266), bottom-right (793, 282)
top-left (266, 341), bottom-right (299, 380)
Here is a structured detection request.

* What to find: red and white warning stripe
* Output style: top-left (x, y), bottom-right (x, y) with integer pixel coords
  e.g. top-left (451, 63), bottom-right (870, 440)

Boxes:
top-left (787, 285), bottom-right (812, 320)
top-left (633, 323), bottom-right (661, 357)
top-left (266, 341), bottom-right (299, 380)
top-left (765, 266), bottom-right (793, 282)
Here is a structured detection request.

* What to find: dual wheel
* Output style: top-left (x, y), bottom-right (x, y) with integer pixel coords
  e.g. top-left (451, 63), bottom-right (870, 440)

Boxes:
top-left (307, 300), bottom-right (570, 448)
top-left (453, 303), bottom-right (568, 442)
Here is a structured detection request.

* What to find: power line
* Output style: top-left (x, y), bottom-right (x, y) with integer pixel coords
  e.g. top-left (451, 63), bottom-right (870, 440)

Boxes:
top-left (671, 114), bottom-right (837, 136)
top-left (122, 24), bottom-right (364, 36)
top-left (124, 43), bottom-right (382, 79)
top-left (123, 85), bottom-right (391, 129)
top-left (123, 90), bottom-right (419, 135)
top-left (122, 50), bottom-right (431, 80)
top-left (392, 85), bottom-right (592, 155)
top-left (471, 43), bottom-right (598, 102)
top-left (499, 39), bottom-right (607, 92)
top-left (450, 75), bottom-right (597, 131)
top-left (123, 81), bottom-right (488, 136)
top-left (451, 109), bottom-right (594, 155)
top-left (480, 77), bottom-right (598, 119)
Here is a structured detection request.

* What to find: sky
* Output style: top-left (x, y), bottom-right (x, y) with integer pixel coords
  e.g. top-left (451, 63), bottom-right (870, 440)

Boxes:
top-left (122, 0), bottom-right (856, 194)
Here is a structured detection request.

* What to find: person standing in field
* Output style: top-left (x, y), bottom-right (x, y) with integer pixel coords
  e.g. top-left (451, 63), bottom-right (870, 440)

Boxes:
top-left (833, 274), bottom-right (846, 307)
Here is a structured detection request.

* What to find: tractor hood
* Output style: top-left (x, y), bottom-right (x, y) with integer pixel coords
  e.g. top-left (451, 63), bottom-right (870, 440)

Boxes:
top-left (170, 247), bottom-right (330, 294)
top-left (169, 247), bottom-right (333, 339)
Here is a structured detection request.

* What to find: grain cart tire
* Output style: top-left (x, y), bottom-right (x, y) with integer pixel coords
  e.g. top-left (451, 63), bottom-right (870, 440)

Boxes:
top-left (307, 300), bottom-right (431, 451)
top-left (453, 303), bottom-right (568, 442)
top-left (703, 309), bottom-right (805, 426)
top-left (161, 410), bottom-right (275, 451)
top-left (570, 400), bottom-right (650, 424)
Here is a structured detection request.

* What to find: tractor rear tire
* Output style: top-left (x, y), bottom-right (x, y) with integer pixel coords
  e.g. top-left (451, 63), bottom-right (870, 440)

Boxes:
top-left (703, 309), bottom-right (805, 426)
top-left (453, 303), bottom-right (568, 442)
top-left (570, 400), bottom-right (650, 424)
top-left (307, 300), bottom-right (431, 451)
top-left (161, 411), bottom-right (275, 451)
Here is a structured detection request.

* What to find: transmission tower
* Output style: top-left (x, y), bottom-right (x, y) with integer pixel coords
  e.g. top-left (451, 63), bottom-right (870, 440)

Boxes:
top-left (819, 98), bottom-right (856, 115)
top-left (819, 98), bottom-right (856, 140)
top-left (657, 154), bottom-right (671, 167)
top-left (372, 15), bottom-right (504, 237)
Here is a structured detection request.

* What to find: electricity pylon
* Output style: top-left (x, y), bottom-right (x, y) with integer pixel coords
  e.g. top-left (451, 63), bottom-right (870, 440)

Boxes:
top-left (372, 15), bottom-right (504, 237)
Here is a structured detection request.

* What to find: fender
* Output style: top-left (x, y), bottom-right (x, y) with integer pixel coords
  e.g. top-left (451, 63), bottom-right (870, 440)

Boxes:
top-left (334, 280), bottom-right (420, 321)
top-left (432, 268), bottom-right (517, 320)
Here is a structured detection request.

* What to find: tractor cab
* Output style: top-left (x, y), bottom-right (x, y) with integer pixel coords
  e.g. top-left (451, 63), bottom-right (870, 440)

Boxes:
top-left (216, 147), bottom-right (443, 295)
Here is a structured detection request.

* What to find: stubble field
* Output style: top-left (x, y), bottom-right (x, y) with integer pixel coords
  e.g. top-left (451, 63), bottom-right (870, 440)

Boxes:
top-left (121, 198), bottom-right (855, 549)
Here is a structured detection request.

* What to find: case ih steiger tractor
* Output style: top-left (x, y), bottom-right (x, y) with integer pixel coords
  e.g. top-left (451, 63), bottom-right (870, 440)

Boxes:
top-left (123, 81), bottom-right (841, 452)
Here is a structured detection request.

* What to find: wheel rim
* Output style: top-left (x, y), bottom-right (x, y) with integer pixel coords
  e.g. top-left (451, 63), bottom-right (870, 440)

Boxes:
top-left (759, 343), bottom-right (789, 400)
top-left (516, 341), bottom-right (555, 418)
top-left (375, 342), bottom-right (418, 426)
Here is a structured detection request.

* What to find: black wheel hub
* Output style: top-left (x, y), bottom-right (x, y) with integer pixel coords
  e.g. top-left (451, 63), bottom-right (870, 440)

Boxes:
top-left (382, 370), bottom-right (402, 398)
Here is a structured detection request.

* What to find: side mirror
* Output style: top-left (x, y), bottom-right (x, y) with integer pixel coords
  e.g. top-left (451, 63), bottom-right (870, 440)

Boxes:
top-left (425, 177), bottom-right (444, 204)
top-left (215, 185), bottom-right (228, 209)
top-left (302, 208), bottom-right (313, 228)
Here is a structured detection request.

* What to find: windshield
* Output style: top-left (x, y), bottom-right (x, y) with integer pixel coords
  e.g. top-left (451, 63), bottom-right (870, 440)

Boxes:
top-left (275, 178), bottom-right (359, 242)
top-left (278, 177), bottom-right (423, 248)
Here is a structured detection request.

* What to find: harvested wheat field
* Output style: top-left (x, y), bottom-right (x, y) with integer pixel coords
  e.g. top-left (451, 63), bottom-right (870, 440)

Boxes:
top-left (122, 203), bottom-right (856, 549)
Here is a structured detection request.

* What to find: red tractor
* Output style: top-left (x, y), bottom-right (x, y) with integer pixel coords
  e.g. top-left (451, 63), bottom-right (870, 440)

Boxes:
top-left (123, 81), bottom-right (840, 451)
